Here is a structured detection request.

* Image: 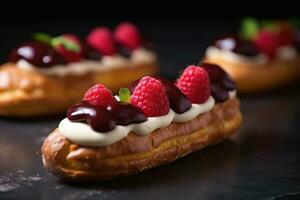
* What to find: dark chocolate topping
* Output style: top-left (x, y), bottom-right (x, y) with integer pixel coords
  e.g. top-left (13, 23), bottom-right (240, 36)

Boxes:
top-left (81, 40), bottom-right (103, 60)
top-left (9, 41), bottom-right (66, 68)
top-left (67, 101), bottom-right (146, 132)
top-left (201, 63), bottom-right (236, 102)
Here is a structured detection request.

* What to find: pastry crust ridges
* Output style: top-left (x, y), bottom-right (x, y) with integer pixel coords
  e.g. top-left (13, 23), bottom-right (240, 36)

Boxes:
top-left (41, 97), bottom-right (242, 181)
top-left (0, 63), bottom-right (157, 116)
top-left (203, 57), bottom-right (300, 92)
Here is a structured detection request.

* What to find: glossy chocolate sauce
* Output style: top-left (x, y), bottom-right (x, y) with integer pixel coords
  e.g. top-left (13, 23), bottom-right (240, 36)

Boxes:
top-left (81, 40), bottom-right (103, 60)
top-left (158, 77), bottom-right (192, 114)
top-left (214, 36), bottom-right (260, 57)
top-left (115, 34), bottom-right (155, 59)
top-left (201, 63), bottom-right (236, 102)
top-left (9, 41), bottom-right (66, 68)
top-left (67, 101), bottom-right (146, 132)
top-left (67, 101), bottom-right (116, 132)
top-left (129, 77), bottom-right (192, 114)
top-left (108, 103), bottom-right (147, 125)
top-left (82, 41), bottom-right (153, 60)
top-left (116, 43), bottom-right (132, 58)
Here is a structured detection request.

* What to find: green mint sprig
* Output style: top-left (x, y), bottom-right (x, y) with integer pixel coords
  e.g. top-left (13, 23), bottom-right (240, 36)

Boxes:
top-left (33, 33), bottom-right (52, 44)
top-left (119, 87), bottom-right (131, 103)
top-left (239, 18), bottom-right (259, 40)
top-left (51, 36), bottom-right (80, 52)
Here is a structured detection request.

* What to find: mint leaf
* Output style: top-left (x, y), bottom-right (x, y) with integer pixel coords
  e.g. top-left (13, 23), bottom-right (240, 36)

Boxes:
top-left (119, 88), bottom-right (131, 103)
top-left (239, 18), bottom-right (259, 40)
top-left (33, 33), bottom-right (52, 44)
top-left (51, 36), bottom-right (80, 52)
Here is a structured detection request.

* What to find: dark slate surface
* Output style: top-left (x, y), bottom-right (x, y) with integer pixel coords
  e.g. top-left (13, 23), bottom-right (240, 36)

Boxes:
top-left (0, 20), bottom-right (300, 200)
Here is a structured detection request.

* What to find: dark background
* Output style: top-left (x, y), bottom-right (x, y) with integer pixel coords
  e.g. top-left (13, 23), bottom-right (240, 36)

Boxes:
top-left (1, 10), bottom-right (300, 200)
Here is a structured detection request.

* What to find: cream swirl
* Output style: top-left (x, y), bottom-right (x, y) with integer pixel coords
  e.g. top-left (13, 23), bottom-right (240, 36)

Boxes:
top-left (173, 96), bottom-right (215, 122)
top-left (276, 46), bottom-right (298, 60)
top-left (59, 109), bottom-right (175, 147)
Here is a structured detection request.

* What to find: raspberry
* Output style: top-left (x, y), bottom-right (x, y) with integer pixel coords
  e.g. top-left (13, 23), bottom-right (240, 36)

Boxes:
top-left (86, 27), bottom-right (116, 55)
top-left (130, 76), bottom-right (169, 117)
top-left (176, 65), bottom-right (210, 103)
top-left (254, 30), bottom-right (280, 58)
top-left (52, 34), bottom-right (82, 62)
top-left (83, 84), bottom-right (117, 107)
top-left (114, 22), bottom-right (141, 50)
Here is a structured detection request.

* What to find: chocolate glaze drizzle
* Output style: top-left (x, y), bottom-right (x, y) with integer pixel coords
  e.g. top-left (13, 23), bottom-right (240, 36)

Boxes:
top-left (116, 43), bottom-right (132, 58)
top-left (67, 101), bottom-right (146, 132)
top-left (67, 101), bottom-right (116, 132)
top-left (9, 41), bottom-right (66, 68)
top-left (81, 40), bottom-right (103, 60)
top-left (201, 63), bottom-right (236, 102)
top-left (108, 103), bottom-right (147, 125)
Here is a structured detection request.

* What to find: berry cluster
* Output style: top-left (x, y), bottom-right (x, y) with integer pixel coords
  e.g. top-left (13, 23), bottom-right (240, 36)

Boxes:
top-left (83, 64), bottom-right (211, 117)
top-left (9, 22), bottom-right (142, 67)
top-left (239, 18), bottom-right (298, 58)
top-left (86, 22), bottom-right (141, 56)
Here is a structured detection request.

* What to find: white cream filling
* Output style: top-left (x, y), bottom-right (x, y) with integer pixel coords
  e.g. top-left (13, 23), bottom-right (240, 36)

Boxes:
top-left (16, 48), bottom-right (157, 76)
top-left (205, 46), bottom-right (268, 65)
top-left (206, 45), bottom-right (299, 65)
top-left (276, 46), bottom-right (298, 60)
top-left (173, 96), bottom-right (215, 123)
top-left (59, 109), bottom-right (175, 147)
top-left (59, 91), bottom-right (236, 147)
top-left (229, 90), bottom-right (236, 99)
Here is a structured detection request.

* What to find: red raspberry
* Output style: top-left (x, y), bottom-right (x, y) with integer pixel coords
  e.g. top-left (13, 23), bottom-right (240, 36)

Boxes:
top-left (83, 84), bottom-right (118, 107)
top-left (130, 76), bottom-right (169, 117)
top-left (86, 27), bottom-right (116, 55)
top-left (53, 34), bottom-right (82, 62)
top-left (254, 30), bottom-right (280, 58)
top-left (114, 22), bottom-right (141, 50)
top-left (176, 65), bottom-right (210, 103)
